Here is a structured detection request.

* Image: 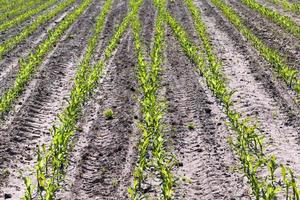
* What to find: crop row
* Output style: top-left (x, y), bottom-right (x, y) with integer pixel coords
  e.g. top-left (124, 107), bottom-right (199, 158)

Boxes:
top-left (212, 0), bottom-right (300, 96)
top-left (128, 1), bottom-right (153, 198)
top-left (0, 0), bottom-right (22, 5)
top-left (24, 0), bottom-right (145, 199)
top-left (0, 0), bottom-right (76, 59)
top-left (0, 0), bottom-right (75, 59)
top-left (129, 0), bottom-right (175, 199)
top-left (268, 0), bottom-right (300, 14)
top-left (0, 0), bottom-right (25, 12)
top-left (166, 0), bottom-right (300, 199)
top-left (241, 0), bottom-right (300, 39)
top-left (2, 0), bottom-right (298, 199)
top-left (0, 0), bottom-right (45, 22)
top-left (23, 0), bottom-right (111, 198)
top-left (0, 0), bottom-right (58, 32)
top-left (0, 0), bottom-right (84, 115)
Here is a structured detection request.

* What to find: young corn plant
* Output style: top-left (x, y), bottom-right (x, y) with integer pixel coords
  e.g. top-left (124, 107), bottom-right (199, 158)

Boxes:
top-left (211, 0), bottom-right (300, 96)
top-left (0, 0), bottom-right (76, 58)
top-left (0, 0), bottom-right (58, 32)
top-left (0, 0), bottom-right (91, 116)
top-left (268, 0), bottom-right (300, 14)
top-left (241, 0), bottom-right (300, 39)
top-left (152, 1), bottom-right (175, 199)
top-left (168, 2), bottom-right (300, 198)
top-left (129, 0), bottom-right (175, 199)
top-left (128, 2), bottom-right (151, 198)
top-left (0, 0), bottom-right (44, 22)
top-left (24, 0), bottom-right (145, 199)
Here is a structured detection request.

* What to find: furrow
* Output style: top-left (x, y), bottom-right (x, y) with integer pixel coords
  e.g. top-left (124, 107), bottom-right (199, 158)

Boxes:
top-left (0, 0), bottom-right (58, 32)
top-left (62, 33), bottom-right (137, 200)
top-left (0, 0), bottom-right (103, 198)
top-left (0, 2), bottom-right (78, 97)
top-left (0, 0), bottom-right (45, 23)
top-left (57, 0), bottom-right (132, 198)
top-left (203, 0), bottom-right (300, 182)
top-left (225, 0), bottom-right (300, 72)
top-left (163, 25), bottom-right (250, 199)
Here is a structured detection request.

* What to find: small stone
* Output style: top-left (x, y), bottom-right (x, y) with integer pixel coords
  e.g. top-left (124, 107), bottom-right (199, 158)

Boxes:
top-left (4, 193), bottom-right (12, 199)
top-left (204, 108), bottom-right (212, 114)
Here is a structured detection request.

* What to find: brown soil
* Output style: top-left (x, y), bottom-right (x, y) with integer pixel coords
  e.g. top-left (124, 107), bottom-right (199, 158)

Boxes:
top-left (163, 30), bottom-right (251, 200)
top-left (0, 0), bottom-right (63, 42)
top-left (0, 0), bottom-right (81, 96)
top-left (0, 0), bottom-right (106, 198)
top-left (225, 0), bottom-right (300, 71)
top-left (201, 0), bottom-right (300, 183)
top-left (255, 0), bottom-right (300, 25)
top-left (0, 0), bottom-right (299, 199)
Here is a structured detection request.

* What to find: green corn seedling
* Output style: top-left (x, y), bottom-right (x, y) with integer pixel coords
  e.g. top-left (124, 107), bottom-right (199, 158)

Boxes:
top-left (0, 0), bottom-right (58, 32)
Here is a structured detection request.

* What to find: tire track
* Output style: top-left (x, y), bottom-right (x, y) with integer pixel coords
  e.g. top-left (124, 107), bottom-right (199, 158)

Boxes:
top-left (0, 0), bottom-right (47, 24)
top-left (139, 0), bottom-right (156, 55)
top-left (89, 0), bottom-right (129, 67)
top-left (256, 0), bottom-right (300, 24)
top-left (57, 1), bottom-right (142, 199)
top-left (201, 0), bottom-right (300, 183)
top-left (61, 34), bottom-right (138, 200)
top-left (167, 0), bottom-right (199, 46)
top-left (162, 26), bottom-right (251, 200)
top-left (0, 0), bottom-right (80, 96)
top-left (59, 1), bottom-right (156, 198)
top-left (0, 0), bottom-right (61, 41)
top-left (225, 0), bottom-right (300, 71)
top-left (0, 0), bottom-right (106, 198)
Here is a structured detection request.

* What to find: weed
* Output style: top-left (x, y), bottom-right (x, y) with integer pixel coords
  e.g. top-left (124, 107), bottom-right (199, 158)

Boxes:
top-left (24, 0), bottom-right (145, 198)
top-left (1, 168), bottom-right (10, 178)
top-left (112, 178), bottom-right (119, 188)
top-left (103, 108), bottom-right (114, 120)
top-left (187, 122), bottom-right (195, 130)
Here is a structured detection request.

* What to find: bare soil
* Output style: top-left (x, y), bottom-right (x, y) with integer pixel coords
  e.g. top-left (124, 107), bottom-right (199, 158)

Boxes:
top-left (255, 0), bottom-right (300, 25)
top-left (0, 0), bottom-right (106, 198)
top-left (225, 0), bottom-right (300, 71)
top-left (0, 0), bottom-right (81, 96)
top-left (0, 0), bottom-right (299, 199)
top-left (202, 0), bottom-right (300, 173)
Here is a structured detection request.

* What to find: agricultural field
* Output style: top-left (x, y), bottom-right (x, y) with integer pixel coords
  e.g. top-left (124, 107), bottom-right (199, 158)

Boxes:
top-left (0, 0), bottom-right (299, 199)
